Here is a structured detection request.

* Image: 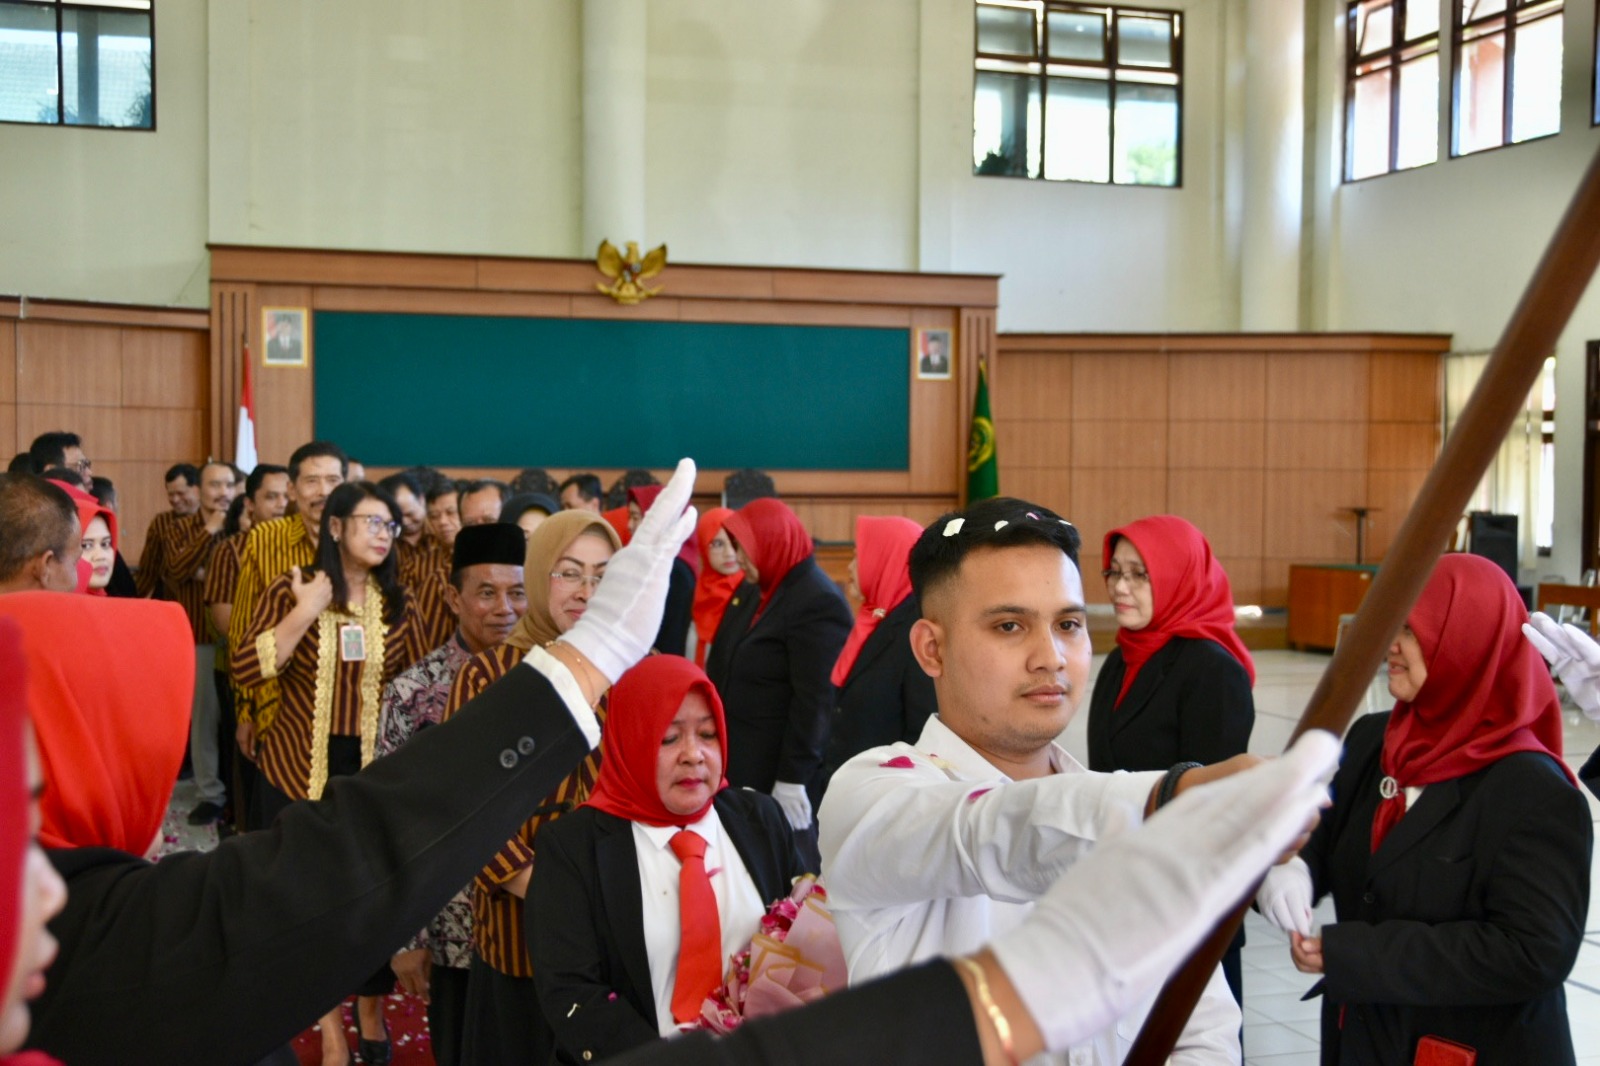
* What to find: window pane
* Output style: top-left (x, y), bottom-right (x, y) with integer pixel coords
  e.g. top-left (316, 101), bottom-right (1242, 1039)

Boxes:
top-left (1355, 0), bottom-right (1394, 56)
top-left (0, 3), bottom-right (60, 124)
top-left (1455, 30), bottom-right (1505, 154)
top-left (1462, 0), bottom-right (1508, 20)
top-left (1043, 77), bottom-right (1109, 182)
top-left (974, 70), bottom-right (1041, 177)
top-left (1349, 68), bottom-right (1393, 178)
top-left (1117, 15), bottom-right (1173, 68)
top-left (1047, 10), bottom-right (1104, 62)
top-left (1509, 13), bottom-right (1561, 143)
top-left (1405, 0), bottom-right (1440, 40)
top-left (1395, 52), bottom-right (1438, 169)
top-left (1113, 82), bottom-right (1178, 185)
top-left (977, 3), bottom-right (1037, 57)
top-left (60, 7), bottom-right (151, 128)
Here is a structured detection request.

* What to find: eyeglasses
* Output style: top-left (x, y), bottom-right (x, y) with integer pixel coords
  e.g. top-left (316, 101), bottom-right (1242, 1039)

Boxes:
top-left (350, 514), bottom-right (402, 538)
top-left (1102, 567), bottom-right (1150, 588)
top-left (70, 458), bottom-right (92, 474)
top-left (550, 568), bottom-right (605, 591)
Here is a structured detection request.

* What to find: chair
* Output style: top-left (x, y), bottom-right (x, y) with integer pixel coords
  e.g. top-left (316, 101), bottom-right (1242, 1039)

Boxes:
top-left (723, 469), bottom-right (777, 511)
top-left (1535, 582), bottom-right (1600, 637)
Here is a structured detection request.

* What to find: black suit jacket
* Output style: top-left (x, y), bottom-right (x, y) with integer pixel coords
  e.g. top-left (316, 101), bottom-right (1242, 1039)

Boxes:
top-left (819, 595), bottom-right (936, 793)
top-left (1301, 712), bottom-right (1592, 1065)
top-left (529, 789), bottom-right (806, 1064)
top-left (651, 557), bottom-right (695, 657)
top-left (706, 558), bottom-right (852, 798)
top-left (1085, 637), bottom-right (1255, 772)
top-left (29, 665), bottom-right (594, 1066)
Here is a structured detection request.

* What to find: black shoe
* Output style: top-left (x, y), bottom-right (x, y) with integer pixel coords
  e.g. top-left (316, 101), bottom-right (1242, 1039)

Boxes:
top-left (187, 801), bottom-right (224, 826)
top-left (357, 1020), bottom-right (390, 1066)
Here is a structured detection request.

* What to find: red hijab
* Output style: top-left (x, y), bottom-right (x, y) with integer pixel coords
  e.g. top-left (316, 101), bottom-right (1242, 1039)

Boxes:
top-left (46, 479), bottom-right (115, 596)
top-left (691, 508), bottom-right (744, 667)
top-left (831, 515), bottom-right (922, 686)
top-left (1370, 553), bottom-right (1575, 851)
top-left (1104, 516), bottom-right (1254, 708)
top-left (602, 506), bottom-right (633, 547)
top-left (629, 485), bottom-right (699, 573)
top-left (585, 656), bottom-right (730, 828)
top-left (0, 593), bottom-right (192, 855)
top-left (722, 499), bottom-right (813, 614)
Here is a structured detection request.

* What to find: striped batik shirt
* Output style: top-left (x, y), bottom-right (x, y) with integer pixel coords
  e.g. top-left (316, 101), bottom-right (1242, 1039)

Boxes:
top-left (163, 512), bottom-right (223, 643)
top-left (227, 517), bottom-right (316, 728)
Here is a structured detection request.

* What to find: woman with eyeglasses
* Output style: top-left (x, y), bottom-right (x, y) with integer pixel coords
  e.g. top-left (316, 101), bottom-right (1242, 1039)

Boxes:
top-left (440, 510), bottom-right (623, 1065)
top-left (1084, 514), bottom-right (1255, 1008)
top-left (232, 480), bottom-right (429, 1066)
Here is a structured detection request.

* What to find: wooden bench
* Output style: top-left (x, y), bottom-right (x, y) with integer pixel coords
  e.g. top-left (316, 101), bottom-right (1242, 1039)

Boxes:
top-left (1535, 583), bottom-right (1600, 636)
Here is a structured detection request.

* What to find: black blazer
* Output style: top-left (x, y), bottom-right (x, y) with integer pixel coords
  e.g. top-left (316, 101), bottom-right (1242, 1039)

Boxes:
top-left (703, 580), bottom-right (759, 690)
top-left (819, 595), bottom-right (936, 794)
top-left (1301, 712), bottom-right (1592, 1065)
top-left (1086, 637), bottom-right (1255, 772)
top-left (706, 558), bottom-right (852, 798)
top-left (651, 557), bottom-right (695, 657)
top-left (529, 788), bottom-right (807, 1064)
top-left (28, 665), bottom-right (595, 1066)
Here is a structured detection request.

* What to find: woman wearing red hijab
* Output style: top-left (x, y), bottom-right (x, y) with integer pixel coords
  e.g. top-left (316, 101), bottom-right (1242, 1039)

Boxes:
top-left (628, 485), bottom-right (698, 657)
top-left (529, 655), bottom-right (805, 1064)
top-left (1085, 514), bottom-right (1255, 1006)
top-left (1259, 553), bottom-right (1590, 1065)
top-left (705, 499), bottom-right (851, 844)
top-left (688, 508), bottom-right (745, 668)
top-left (819, 515), bottom-right (935, 794)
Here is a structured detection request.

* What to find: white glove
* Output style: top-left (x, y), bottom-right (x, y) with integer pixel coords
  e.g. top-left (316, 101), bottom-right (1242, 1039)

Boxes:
top-left (1256, 856), bottom-right (1314, 937)
top-left (1523, 612), bottom-right (1600, 720)
top-left (561, 458), bottom-right (698, 683)
top-left (771, 781), bottom-right (813, 830)
top-left (989, 730), bottom-right (1340, 1052)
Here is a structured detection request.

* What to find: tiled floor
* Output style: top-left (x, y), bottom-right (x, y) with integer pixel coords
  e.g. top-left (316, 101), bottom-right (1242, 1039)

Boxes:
top-left (1064, 648), bottom-right (1600, 1064)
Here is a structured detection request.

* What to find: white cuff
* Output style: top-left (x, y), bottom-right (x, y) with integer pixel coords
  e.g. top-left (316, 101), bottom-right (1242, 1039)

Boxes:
top-left (519, 644), bottom-right (600, 749)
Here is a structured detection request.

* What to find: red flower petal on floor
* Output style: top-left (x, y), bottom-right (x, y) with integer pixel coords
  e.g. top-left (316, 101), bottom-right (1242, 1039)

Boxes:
top-left (878, 755), bottom-right (917, 769)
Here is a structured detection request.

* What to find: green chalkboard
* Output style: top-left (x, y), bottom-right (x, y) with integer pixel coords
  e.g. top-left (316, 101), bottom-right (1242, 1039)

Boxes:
top-left (312, 312), bottom-right (911, 470)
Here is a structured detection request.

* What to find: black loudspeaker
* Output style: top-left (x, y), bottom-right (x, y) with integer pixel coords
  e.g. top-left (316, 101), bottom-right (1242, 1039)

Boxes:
top-left (1468, 512), bottom-right (1519, 584)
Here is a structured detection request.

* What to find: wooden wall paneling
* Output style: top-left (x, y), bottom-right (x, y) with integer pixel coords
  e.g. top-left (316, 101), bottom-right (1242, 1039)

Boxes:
top-left (1367, 422), bottom-right (1439, 470)
top-left (121, 329), bottom-right (207, 411)
top-left (1070, 419), bottom-right (1168, 468)
top-left (992, 351), bottom-right (1071, 421)
top-left (1262, 469), bottom-right (1369, 561)
top-left (1264, 351), bottom-right (1368, 422)
top-left (1070, 352), bottom-right (1169, 422)
top-left (1216, 557), bottom-right (1265, 606)
top-left (312, 288), bottom-right (574, 320)
top-left (1167, 421), bottom-right (1266, 469)
top-left (17, 322), bottom-right (123, 407)
top-left (0, 321), bottom-right (15, 405)
top-left (1259, 559), bottom-right (1294, 607)
top-left (676, 300), bottom-right (914, 328)
top-left (1166, 469), bottom-right (1265, 559)
top-left (211, 247), bottom-right (481, 290)
top-left (1068, 468), bottom-right (1167, 603)
top-left (103, 459), bottom-right (181, 561)
top-left (1365, 468), bottom-right (1431, 561)
top-left (773, 270), bottom-right (997, 309)
top-left (1002, 419), bottom-right (1072, 468)
top-left (14, 404), bottom-right (123, 464)
top-left (253, 285), bottom-right (315, 467)
top-left (1264, 421), bottom-right (1368, 470)
top-left (1167, 352), bottom-right (1267, 421)
top-left (210, 285), bottom-right (251, 462)
top-left (0, 403), bottom-right (15, 460)
top-left (122, 408), bottom-right (204, 462)
top-left (1002, 468), bottom-right (1072, 514)
top-left (909, 308), bottom-right (961, 496)
top-left (1369, 350), bottom-right (1443, 422)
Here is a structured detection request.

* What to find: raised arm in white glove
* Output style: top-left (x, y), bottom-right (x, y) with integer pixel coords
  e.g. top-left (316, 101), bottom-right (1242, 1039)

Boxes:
top-left (988, 730), bottom-right (1340, 1052)
top-left (561, 457), bottom-right (699, 684)
top-left (771, 781), bottom-right (813, 830)
top-left (1523, 611), bottom-right (1600, 720)
top-left (1255, 856), bottom-right (1314, 937)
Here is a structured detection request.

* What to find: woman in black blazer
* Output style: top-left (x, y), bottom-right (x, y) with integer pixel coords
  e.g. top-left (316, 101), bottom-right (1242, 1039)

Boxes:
top-left (529, 655), bottom-right (806, 1064)
top-left (707, 499), bottom-right (851, 843)
top-left (1085, 516), bottom-right (1255, 1004)
top-left (820, 515), bottom-right (935, 794)
top-left (1261, 553), bottom-right (1591, 1065)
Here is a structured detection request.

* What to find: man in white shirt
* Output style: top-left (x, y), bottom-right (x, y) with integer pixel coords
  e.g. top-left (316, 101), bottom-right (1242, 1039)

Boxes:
top-left (820, 497), bottom-right (1243, 1065)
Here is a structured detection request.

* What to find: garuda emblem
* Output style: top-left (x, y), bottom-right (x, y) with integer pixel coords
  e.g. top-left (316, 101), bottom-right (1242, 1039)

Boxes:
top-left (596, 240), bottom-right (667, 305)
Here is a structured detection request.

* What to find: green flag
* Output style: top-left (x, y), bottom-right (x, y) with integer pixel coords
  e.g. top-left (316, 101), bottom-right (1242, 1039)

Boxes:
top-left (967, 361), bottom-right (999, 501)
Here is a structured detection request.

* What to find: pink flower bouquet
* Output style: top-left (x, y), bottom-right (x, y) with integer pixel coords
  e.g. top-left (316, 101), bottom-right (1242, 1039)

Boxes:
top-left (694, 875), bottom-right (848, 1034)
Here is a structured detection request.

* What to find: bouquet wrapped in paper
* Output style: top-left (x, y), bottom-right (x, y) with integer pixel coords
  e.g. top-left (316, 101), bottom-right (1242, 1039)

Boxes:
top-left (694, 874), bottom-right (847, 1034)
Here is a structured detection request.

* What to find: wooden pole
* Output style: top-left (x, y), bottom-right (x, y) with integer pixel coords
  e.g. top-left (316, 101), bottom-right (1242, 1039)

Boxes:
top-left (1123, 142), bottom-right (1600, 1065)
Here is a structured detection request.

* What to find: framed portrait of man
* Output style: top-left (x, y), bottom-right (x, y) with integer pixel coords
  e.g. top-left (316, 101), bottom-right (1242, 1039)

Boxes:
top-left (915, 328), bottom-right (952, 381)
top-left (262, 307), bottom-right (310, 368)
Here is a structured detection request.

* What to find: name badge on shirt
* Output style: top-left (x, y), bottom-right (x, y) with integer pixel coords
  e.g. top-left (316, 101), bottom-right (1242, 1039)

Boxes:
top-left (339, 623), bottom-right (367, 662)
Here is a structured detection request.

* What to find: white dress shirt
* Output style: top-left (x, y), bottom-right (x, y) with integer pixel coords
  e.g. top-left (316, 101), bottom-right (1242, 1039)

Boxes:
top-left (819, 715), bottom-right (1241, 1066)
top-left (633, 805), bottom-right (767, 1036)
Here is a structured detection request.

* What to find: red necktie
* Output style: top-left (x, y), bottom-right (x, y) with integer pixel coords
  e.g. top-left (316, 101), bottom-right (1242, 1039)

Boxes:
top-left (668, 829), bottom-right (722, 1023)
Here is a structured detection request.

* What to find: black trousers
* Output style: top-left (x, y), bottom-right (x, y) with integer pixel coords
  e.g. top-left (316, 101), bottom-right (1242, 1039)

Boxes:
top-left (427, 963), bottom-right (470, 1066)
top-left (252, 736), bottom-right (394, 1000)
top-left (461, 953), bottom-right (554, 1065)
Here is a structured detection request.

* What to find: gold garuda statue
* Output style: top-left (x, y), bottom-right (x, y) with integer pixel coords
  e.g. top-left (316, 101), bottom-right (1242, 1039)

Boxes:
top-left (596, 240), bottom-right (667, 305)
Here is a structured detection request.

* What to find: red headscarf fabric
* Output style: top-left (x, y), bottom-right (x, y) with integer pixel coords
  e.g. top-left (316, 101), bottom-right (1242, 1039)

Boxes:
top-left (722, 499), bottom-right (813, 613)
top-left (0, 593), bottom-right (192, 855)
top-left (629, 485), bottom-right (699, 573)
top-left (1104, 516), bottom-right (1254, 708)
top-left (1369, 553), bottom-right (1575, 852)
top-left (584, 656), bottom-right (729, 829)
top-left (602, 506), bottom-right (633, 547)
top-left (691, 508), bottom-right (744, 667)
top-left (830, 515), bottom-right (922, 686)
top-left (57, 481), bottom-right (117, 597)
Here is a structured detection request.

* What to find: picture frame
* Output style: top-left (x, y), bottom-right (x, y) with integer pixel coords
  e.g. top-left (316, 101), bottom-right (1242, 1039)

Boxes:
top-left (262, 307), bottom-right (310, 367)
top-left (914, 327), bottom-right (952, 381)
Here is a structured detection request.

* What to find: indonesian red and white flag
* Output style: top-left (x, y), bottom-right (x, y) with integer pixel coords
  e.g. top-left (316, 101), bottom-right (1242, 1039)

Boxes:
top-left (236, 348), bottom-right (259, 474)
